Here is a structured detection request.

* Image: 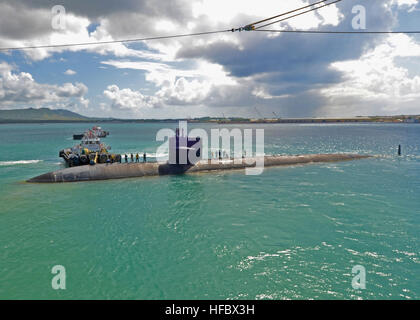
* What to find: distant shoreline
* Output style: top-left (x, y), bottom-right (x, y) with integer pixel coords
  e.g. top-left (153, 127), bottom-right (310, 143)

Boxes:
top-left (1, 108), bottom-right (419, 124)
top-left (0, 118), bottom-right (419, 124)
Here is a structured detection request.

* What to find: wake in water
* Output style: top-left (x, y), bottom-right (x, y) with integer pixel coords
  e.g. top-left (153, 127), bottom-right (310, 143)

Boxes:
top-left (0, 160), bottom-right (43, 166)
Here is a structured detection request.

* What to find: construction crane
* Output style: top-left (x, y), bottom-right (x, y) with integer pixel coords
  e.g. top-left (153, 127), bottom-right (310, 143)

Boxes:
top-left (254, 107), bottom-right (263, 119)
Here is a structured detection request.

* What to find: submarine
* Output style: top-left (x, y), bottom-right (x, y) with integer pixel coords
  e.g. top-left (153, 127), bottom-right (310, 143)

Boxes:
top-left (27, 153), bottom-right (370, 183)
top-left (28, 127), bottom-right (370, 183)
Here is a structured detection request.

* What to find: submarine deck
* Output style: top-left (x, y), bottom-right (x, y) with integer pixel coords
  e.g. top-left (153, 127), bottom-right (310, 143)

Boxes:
top-left (27, 154), bottom-right (370, 183)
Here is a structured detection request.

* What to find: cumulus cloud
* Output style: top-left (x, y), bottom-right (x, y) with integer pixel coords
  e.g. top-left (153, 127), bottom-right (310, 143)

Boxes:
top-left (103, 85), bottom-right (158, 110)
top-left (64, 69), bottom-right (76, 75)
top-left (101, 59), bottom-right (240, 109)
top-left (392, 0), bottom-right (418, 8)
top-left (0, 2), bottom-right (167, 61)
top-left (0, 61), bottom-right (88, 109)
top-left (320, 34), bottom-right (420, 116)
top-left (102, 59), bottom-right (236, 86)
top-left (103, 78), bottom-right (212, 110)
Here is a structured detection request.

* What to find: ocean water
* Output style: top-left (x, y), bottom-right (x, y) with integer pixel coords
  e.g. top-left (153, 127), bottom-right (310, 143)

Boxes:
top-left (0, 122), bottom-right (418, 300)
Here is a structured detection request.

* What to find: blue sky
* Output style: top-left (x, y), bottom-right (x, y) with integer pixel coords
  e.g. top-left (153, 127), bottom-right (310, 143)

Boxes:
top-left (1, 0), bottom-right (420, 119)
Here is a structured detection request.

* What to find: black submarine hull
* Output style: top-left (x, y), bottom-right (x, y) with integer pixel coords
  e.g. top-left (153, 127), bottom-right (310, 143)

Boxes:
top-left (27, 154), bottom-right (370, 183)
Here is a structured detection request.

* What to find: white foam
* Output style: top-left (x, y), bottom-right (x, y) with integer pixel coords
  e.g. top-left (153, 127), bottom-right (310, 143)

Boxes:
top-left (0, 160), bottom-right (43, 166)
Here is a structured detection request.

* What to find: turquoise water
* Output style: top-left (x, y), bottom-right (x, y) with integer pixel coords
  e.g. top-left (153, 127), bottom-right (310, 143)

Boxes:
top-left (0, 123), bottom-right (419, 299)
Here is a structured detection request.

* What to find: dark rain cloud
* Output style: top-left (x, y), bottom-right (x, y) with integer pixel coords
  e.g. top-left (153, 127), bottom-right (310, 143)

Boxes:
top-left (178, 0), bottom-right (393, 84)
top-left (171, 0), bottom-right (403, 115)
top-left (0, 0), bottom-right (194, 39)
top-left (1, 0), bottom-right (192, 20)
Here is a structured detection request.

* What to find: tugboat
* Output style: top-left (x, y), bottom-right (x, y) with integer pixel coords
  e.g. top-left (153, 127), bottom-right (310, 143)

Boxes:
top-left (72, 133), bottom-right (85, 140)
top-left (60, 130), bottom-right (120, 167)
top-left (73, 126), bottom-right (109, 140)
top-left (92, 126), bottom-right (109, 138)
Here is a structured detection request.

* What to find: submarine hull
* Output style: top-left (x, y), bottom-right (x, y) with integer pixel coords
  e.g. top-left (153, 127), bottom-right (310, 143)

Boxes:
top-left (27, 154), bottom-right (370, 183)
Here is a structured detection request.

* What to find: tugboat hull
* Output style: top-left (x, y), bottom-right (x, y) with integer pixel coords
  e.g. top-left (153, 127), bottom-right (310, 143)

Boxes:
top-left (73, 134), bottom-right (84, 140)
top-left (59, 149), bottom-right (121, 167)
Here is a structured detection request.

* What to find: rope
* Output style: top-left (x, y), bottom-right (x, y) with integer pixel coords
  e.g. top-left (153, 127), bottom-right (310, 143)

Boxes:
top-left (249, 0), bottom-right (337, 27)
top-left (0, 29), bottom-right (232, 51)
top-left (256, 29), bottom-right (420, 34)
top-left (254, 0), bottom-right (343, 29)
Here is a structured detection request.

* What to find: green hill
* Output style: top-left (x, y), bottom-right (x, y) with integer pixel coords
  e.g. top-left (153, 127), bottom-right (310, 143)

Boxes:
top-left (0, 108), bottom-right (90, 122)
